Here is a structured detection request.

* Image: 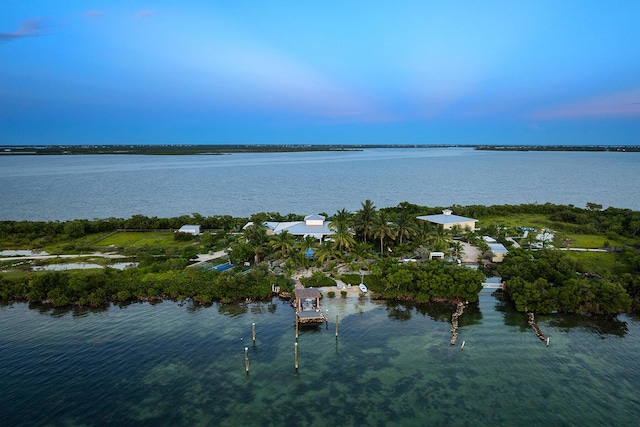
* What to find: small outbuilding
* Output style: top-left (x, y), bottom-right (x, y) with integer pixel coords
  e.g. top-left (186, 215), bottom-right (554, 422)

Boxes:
top-left (487, 243), bottom-right (509, 263)
top-left (178, 225), bottom-right (201, 235)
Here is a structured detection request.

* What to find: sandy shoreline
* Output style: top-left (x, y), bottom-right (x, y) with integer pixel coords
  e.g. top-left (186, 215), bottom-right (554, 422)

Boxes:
top-left (318, 280), bottom-right (364, 298)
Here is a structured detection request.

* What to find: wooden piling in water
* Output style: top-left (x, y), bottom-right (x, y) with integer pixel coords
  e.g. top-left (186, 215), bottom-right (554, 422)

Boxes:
top-left (295, 316), bottom-right (299, 340)
top-left (244, 347), bottom-right (249, 373)
top-left (294, 342), bottom-right (299, 370)
top-left (252, 322), bottom-right (256, 343)
top-left (335, 315), bottom-right (339, 338)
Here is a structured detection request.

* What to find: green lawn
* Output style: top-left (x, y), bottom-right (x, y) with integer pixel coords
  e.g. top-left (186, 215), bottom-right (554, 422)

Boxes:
top-left (92, 231), bottom-right (191, 248)
top-left (554, 233), bottom-right (610, 249)
top-left (478, 214), bottom-right (635, 249)
top-left (563, 251), bottom-right (624, 276)
top-left (477, 214), bottom-right (553, 231)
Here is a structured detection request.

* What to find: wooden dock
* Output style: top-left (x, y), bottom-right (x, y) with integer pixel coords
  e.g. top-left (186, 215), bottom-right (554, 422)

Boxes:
top-left (482, 281), bottom-right (504, 291)
top-left (293, 286), bottom-right (326, 324)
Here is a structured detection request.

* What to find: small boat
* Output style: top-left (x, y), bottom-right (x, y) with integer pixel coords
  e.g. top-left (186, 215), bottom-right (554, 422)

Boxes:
top-left (359, 283), bottom-right (368, 293)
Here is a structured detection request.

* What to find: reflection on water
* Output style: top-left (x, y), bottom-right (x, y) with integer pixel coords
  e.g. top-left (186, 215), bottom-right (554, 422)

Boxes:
top-left (2, 295), bottom-right (640, 426)
top-left (546, 314), bottom-right (629, 337)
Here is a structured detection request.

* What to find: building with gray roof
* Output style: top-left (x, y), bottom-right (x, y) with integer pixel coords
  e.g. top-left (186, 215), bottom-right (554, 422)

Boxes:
top-left (417, 209), bottom-right (478, 231)
top-left (243, 215), bottom-right (333, 240)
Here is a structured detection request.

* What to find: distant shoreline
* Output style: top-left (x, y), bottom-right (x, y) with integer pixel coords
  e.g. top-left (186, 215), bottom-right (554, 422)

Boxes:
top-left (1, 144), bottom-right (639, 155)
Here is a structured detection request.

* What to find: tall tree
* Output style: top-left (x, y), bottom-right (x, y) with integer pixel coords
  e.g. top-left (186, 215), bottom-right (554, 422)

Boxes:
top-left (416, 219), bottom-right (434, 244)
top-left (430, 226), bottom-right (450, 252)
top-left (371, 211), bottom-right (396, 255)
top-left (351, 242), bottom-right (373, 272)
top-left (329, 221), bottom-right (356, 253)
top-left (450, 241), bottom-right (464, 260)
top-left (330, 208), bottom-right (352, 229)
top-left (315, 241), bottom-right (338, 268)
top-left (243, 222), bottom-right (268, 264)
top-left (394, 210), bottom-right (418, 244)
top-left (270, 230), bottom-right (295, 259)
top-left (354, 199), bottom-right (377, 244)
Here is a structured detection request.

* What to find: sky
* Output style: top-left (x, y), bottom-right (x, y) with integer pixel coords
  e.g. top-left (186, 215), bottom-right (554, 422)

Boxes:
top-left (2, 1), bottom-right (640, 146)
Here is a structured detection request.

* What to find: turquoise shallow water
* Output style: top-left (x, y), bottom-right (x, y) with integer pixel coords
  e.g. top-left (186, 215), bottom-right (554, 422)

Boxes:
top-left (2, 291), bottom-right (640, 426)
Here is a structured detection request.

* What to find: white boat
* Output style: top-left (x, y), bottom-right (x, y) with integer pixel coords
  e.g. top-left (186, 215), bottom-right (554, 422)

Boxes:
top-left (359, 283), bottom-right (368, 293)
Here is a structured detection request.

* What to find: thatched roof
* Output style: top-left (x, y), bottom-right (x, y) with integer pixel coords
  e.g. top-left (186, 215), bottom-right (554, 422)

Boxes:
top-left (294, 288), bottom-right (321, 299)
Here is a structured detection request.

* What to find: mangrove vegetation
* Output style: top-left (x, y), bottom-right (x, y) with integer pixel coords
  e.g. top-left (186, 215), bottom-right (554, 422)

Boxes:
top-left (1, 202), bottom-right (639, 314)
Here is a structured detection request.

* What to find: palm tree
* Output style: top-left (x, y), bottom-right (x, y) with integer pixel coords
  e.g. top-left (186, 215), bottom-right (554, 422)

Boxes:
top-left (283, 258), bottom-right (297, 278)
top-left (351, 242), bottom-right (373, 272)
top-left (371, 211), bottom-right (396, 255)
top-left (270, 230), bottom-right (295, 259)
top-left (449, 224), bottom-right (463, 239)
top-left (248, 240), bottom-right (266, 265)
top-left (243, 222), bottom-right (268, 264)
top-left (354, 199), bottom-right (376, 243)
top-left (450, 241), bottom-right (464, 260)
top-left (329, 221), bottom-right (356, 253)
top-left (416, 219), bottom-right (434, 244)
top-left (331, 208), bottom-right (352, 229)
top-left (394, 210), bottom-right (418, 244)
top-left (300, 235), bottom-right (319, 253)
top-left (315, 240), bottom-right (338, 268)
top-left (430, 226), bottom-right (450, 252)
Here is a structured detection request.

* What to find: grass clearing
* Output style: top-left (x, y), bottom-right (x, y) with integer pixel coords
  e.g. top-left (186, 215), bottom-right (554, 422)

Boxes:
top-left (555, 233), bottom-right (610, 249)
top-left (93, 231), bottom-right (190, 248)
top-left (477, 214), bottom-right (553, 231)
top-left (564, 251), bottom-right (624, 276)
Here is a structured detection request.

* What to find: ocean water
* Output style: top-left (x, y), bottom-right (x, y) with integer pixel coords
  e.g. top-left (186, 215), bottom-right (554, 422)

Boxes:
top-left (2, 148), bottom-right (640, 426)
top-left (2, 291), bottom-right (639, 426)
top-left (1, 148), bottom-right (639, 220)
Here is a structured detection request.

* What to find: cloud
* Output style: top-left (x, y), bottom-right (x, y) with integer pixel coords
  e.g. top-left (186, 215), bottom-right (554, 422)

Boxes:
top-left (134, 10), bottom-right (156, 19)
top-left (532, 89), bottom-right (640, 120)
top-left (84, 11), bottom-right (103, 19)
top-left (0, 19), bottom-right (45, 42)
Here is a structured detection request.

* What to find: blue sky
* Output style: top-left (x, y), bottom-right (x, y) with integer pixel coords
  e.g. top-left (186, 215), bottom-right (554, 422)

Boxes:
top-left (2, 1), bottom-right (640, 146)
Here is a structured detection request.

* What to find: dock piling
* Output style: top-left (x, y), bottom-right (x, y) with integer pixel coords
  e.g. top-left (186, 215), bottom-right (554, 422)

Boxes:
top-left (252, 322), bottom-right (256, 344)
top-left (244, 347), bottom-right (249, 373)
top-left (294, 342), bottom-right (299, 370)
top-left (335, 315), bottom-right (339, 338)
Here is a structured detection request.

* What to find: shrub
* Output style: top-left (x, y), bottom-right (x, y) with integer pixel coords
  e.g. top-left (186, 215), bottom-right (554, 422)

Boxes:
top-left (341, 291), bottom-right (347, 298)
top-left (327, 291), bottom-right (336, 298)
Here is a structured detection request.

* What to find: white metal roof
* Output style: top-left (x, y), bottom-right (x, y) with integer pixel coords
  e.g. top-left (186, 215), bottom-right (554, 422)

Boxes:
top-left (416, 213), bottom-right (477, 225)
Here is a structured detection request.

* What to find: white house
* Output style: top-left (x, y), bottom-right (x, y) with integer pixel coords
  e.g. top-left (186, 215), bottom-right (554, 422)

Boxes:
top-left (417, 209), bottom-right (478, 231)
top-left (243, 215), bottom-right (333, 240)
top-left (178, 225), bottom-right (201, 235)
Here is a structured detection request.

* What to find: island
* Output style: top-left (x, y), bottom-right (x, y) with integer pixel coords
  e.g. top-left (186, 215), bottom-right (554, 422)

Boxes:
top-left (1, 202), bottom-right (639, 316)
